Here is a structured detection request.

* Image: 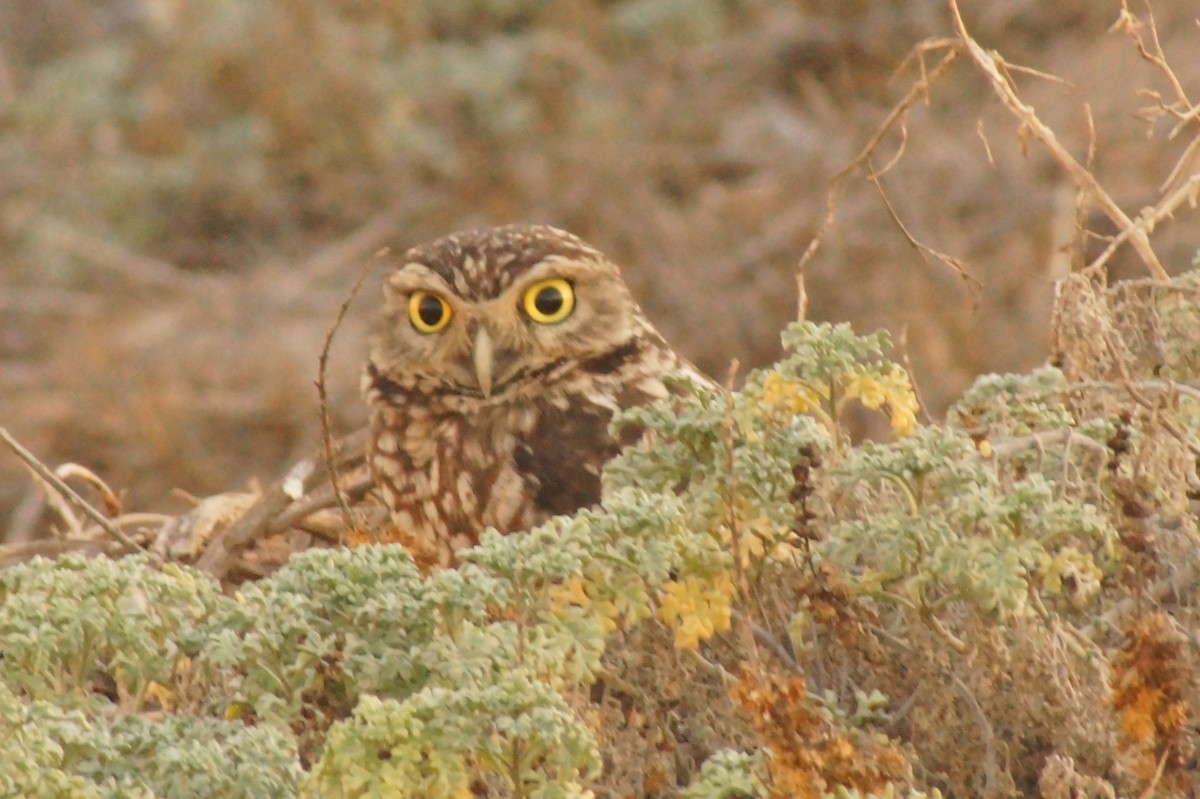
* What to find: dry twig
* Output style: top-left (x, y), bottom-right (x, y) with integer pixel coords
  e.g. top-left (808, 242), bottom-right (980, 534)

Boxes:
top-left (193, 430), bottom-right (368, 579)
top-left (1112, 0), bottom-right (1197, 132)
top-left (867, 159), bottom-right (978, 292)
top-left (796, 39), bottom-right (960, 278)
top-left (1084, 172), bottom-right (1200, 277)
top-left (0, 427), bottom-right (145, 554)
top-left (948, 0), bottom-right (1171, 282)
top-left (316, 251), bottom-right (381, 539)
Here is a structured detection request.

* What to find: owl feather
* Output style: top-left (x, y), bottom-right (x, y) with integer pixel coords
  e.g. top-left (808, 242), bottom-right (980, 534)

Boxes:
top-left (363, 224), bottom-right (700, 567)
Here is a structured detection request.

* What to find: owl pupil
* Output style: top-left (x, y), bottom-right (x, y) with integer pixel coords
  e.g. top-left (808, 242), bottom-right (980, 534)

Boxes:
top-left (417, 295), bottom-right (445, 326)
top-left (534, 287), bottom-right (563, 315)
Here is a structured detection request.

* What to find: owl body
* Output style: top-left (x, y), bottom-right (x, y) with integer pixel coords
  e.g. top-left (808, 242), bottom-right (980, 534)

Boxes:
top-left (363, 225), bottom-right (691, 567)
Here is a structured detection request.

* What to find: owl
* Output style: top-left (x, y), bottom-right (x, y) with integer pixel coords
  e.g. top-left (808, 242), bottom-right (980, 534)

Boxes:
top-left (362, 224), bottom-right (699, 568)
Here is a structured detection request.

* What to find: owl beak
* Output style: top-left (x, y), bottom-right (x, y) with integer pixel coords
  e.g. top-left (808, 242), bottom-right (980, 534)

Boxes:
top-left (472, 326), bottom-right (495, 398)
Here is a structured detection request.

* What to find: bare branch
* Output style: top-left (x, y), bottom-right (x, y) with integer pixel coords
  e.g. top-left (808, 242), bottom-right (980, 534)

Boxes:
top-left (316, 252), bottom-right (380, 540)
top-left (948, 0), bottom-right (1170, 281)
top-left (1084, 172), bottom-right (1200, 277)
top-left (1112, 0), bottom-right (1194, 121)
top-left (797, 40), bottom-right (960, 277)
top-left (0, 428), bottom-right (145, 554)
top-left (867, 161), bottom-right (981, 295)
top-left (192, 430), bottom-right (368, 579)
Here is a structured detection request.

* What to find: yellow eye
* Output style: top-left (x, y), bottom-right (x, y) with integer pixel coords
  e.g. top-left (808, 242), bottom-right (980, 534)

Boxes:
top-left (408, 291), bottom-right (452, 333)
top-left (522, 278), bottom-right (575, 324)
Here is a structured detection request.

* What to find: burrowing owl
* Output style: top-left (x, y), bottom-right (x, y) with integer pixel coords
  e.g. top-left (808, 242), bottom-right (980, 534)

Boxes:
top-left (362, 224), bottom-right (697, 568)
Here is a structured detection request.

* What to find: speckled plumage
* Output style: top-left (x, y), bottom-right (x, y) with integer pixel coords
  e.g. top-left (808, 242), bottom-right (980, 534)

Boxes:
top-left (362, 224), bottom-right (695, 568)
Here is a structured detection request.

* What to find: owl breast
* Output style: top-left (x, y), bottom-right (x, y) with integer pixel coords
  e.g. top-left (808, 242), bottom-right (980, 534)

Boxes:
top-left (364, 367), bottom-right (639, 568)
top-left (368, 398), bottom-right (530, 565)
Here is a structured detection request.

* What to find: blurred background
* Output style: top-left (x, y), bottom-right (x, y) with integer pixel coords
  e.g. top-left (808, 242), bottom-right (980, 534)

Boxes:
top-left (2, 0), bottom-right (1199, 539)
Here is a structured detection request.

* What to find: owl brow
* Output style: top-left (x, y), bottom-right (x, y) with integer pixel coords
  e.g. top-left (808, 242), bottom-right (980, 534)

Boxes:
top-left (391, 262), bottom-right (446, 283)
top-left (503, 255), bottom-right (597, 288)
top-left (386, 263), bottom-right (458, 297)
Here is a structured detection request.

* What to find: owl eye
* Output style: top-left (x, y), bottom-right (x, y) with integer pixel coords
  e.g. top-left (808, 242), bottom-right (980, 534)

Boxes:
top-left (408, 291), bottom-right (452, 333)
top-left (522, 278), bottom-right (575, 324)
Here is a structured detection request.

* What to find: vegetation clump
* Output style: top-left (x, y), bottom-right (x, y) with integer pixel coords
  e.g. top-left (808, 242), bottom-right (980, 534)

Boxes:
top-left (4, 268), bottom-right (1200, 796)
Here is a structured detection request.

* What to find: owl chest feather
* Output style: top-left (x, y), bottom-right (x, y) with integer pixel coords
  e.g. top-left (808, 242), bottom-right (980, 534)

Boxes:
top-left (369, 382), bottom-right (624, 549)
top-left (365, 325), bottom-right (685, 567)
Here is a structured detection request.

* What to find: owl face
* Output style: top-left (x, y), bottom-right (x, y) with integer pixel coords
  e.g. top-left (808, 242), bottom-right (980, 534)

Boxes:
top-left (372, 225), bottom-right (645, 400)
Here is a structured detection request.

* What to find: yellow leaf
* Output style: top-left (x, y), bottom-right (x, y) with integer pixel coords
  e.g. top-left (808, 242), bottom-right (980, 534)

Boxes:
top-left (549, 576), bottom-right (620, 632)
top-left (657, 574), bottom-right (734, 649)
top-left (762, 371), bottom-right (824, 416)
top-left (845, 367), bottom-right (919, 436)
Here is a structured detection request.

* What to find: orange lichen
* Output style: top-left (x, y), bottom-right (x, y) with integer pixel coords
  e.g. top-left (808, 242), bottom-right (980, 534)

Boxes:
top-left (731, 667), bottom-right (910, 799)
top-left (1110, 612), bottom-right (1194, 790)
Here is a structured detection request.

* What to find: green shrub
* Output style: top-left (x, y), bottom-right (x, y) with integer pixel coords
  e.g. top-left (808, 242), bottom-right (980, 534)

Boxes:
top-left (4, 273), bottom-right (1200, 796)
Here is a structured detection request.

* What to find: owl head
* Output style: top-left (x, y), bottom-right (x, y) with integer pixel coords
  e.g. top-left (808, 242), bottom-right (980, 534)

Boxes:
top-left (369, 224), bottom-right (652, 400)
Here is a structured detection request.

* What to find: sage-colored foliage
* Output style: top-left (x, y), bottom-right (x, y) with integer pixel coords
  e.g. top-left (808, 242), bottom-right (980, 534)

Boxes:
top-left (0, 682), bottom-right (301, 799)
top-left (199, 545), bottom-right (432, 722)
top-left (948, 366), bottom-right (1076, 435)
top-left (0, 554), bottom-right (224, 708)
top-left (680, 749), bottom-right (765, 799)
top-left (825, 426), bottom-right (1116, 617)
top-left (307, 675), bottom-right (599, 799)
top-left (4, 292), bottom-right (1200, 796)
top-left (609, 356), bottom-right (834, 566)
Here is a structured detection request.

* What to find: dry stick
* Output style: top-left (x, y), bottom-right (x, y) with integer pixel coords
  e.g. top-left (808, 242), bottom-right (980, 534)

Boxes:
top-left (1116, 1), bottom-right (1200, 198)
top-left (55, 463), bottom-right (122, 516)
top-left (867, 160), bottom-right (980, 294)
top-left (193, 453), bottom-right (322, 578)
top-left (974, 118), bottom-right (995, 165)
top-left (191, 430), bottom-right (368, 579)
top-left (978, 428), bottom-right (1109, 463)
top-left (947, 0), bottom-right (1170, 282)
top-left (40, 478), bottom-right (83, 537)
top-left (0, 427), bottom-right (144, 553)
top-left (794, 265), bottom-right (808, 321)
top-left (1159, 132), bottom-right (1200, 195)
top-left (1084, 172), bottom-right (1200, 277)
top-left (1115, 0), bottom-right (1194, 121)
top-left (268, 471), bottom-right (375, 536)
top-left (316, 251), bottom-right (383, 539)
top-left (795, 43), bottom-right (960, 277)
top-left (1137, 752), bottom-right (1170, 799)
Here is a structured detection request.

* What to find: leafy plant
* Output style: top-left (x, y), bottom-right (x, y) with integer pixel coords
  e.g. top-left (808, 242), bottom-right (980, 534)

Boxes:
top-left (4, 269), bottom-right (1200, 796)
